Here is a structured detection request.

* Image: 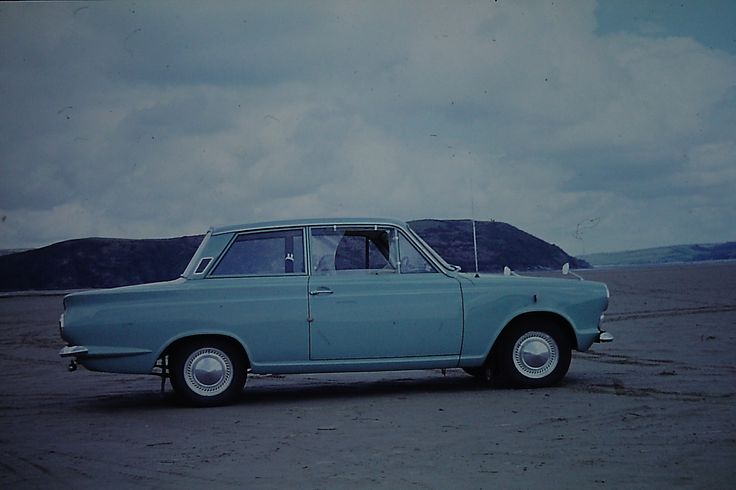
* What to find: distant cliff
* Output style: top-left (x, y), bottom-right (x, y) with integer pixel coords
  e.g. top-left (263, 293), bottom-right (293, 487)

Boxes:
top-left (580, 242), bottom-right (736, 267)
top-left (0, 219), bottom-right (586, 291)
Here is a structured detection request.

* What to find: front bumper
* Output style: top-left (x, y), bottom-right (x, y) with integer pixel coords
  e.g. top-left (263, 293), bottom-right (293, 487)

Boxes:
top-left (594, 312), bottom-right (613, 343)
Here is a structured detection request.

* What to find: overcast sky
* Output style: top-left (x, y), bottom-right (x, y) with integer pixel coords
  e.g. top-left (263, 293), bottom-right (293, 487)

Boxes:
top-left (1, 1), bottom-right (735, 255)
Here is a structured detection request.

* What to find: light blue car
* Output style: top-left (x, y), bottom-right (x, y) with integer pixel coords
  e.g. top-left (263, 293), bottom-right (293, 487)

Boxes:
top-left (59, 218), bottom-right (612, 406)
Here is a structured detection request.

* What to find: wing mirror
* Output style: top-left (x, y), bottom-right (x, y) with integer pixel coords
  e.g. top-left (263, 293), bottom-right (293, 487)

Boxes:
top-left (562, 262), bottom-right (584, 281)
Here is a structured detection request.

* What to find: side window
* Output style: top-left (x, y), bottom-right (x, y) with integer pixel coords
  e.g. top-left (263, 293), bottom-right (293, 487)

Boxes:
top-left (212, 229), bottom-right (305, 276)
top-left (310, 227), bottom-right (397, 273)
top-left (398, 233), bottom-right (436, 273)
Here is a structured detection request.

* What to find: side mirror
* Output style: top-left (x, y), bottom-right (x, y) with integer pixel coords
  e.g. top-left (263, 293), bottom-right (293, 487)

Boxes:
top-left (562, 262), bottom-right (584, 281)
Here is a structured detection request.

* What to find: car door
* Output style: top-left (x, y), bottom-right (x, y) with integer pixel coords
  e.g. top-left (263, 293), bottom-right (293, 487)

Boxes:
top-left (207, 228), bottom-right (310, 364)
top-left (307, 225), bottom-right (463, 360)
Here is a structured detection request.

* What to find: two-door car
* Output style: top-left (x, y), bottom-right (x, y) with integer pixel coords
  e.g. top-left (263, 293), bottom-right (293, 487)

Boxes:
top-left (59, 218), bottom-right (612, 406)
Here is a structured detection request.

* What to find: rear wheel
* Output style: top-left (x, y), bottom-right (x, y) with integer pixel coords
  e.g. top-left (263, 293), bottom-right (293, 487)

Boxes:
top-left (170, 339), bottom-right (247, 407)
top-left (499, 321), bottom-right (571, 388)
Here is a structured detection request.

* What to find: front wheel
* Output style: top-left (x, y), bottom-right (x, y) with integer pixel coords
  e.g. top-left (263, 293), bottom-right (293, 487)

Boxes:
top-left (499, 321), bottom-right (571, 388)
top-left (170, 339), bottom-right (247, 407)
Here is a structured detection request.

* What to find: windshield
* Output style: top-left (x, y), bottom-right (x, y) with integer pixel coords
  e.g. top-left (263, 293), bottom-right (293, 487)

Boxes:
top-left (406, 226), bottom-right (461, 272)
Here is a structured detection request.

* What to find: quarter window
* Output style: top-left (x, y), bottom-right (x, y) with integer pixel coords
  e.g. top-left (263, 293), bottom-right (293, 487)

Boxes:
top-left (212, 229), bottom-right (305, 276)
top-left (398, 233), bottom-right (436, 273)
top-left (194, 257), bottom-right (213, 274)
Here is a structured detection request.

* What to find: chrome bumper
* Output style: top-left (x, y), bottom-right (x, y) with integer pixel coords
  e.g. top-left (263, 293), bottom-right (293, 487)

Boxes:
top-left (595, 312), bottom-right (613, 343)
top-left (59, 345), bottom-right (89, 357)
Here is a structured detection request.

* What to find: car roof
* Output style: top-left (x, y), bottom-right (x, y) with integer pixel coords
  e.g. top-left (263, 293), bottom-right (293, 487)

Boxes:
top-left (210, 217), bottom-right (409, 236)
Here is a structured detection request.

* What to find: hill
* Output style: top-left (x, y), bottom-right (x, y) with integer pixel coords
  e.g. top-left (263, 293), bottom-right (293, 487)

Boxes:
top-left (0, 236), bottom-right (203, 291)
top-left (580, 242), bottom-right (736, 267)
top-left (408, 219), bottom-right (587, 272)
top-left (0, 219), bottom-right (585, 291)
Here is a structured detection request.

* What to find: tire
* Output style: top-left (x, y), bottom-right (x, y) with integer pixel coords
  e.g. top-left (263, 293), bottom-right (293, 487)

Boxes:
top-left (170, 338), bottom-right (247, 407)
top-left (499, 320), bottom-right (571, 388)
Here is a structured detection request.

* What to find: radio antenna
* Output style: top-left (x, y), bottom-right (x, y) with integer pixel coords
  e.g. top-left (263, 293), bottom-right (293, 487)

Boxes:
top-left (470, 182), bottom-right (479, 278)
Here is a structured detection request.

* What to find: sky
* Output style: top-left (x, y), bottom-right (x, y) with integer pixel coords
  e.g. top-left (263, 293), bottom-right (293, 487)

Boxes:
top-left (1, 1), bottom-right (735, 255)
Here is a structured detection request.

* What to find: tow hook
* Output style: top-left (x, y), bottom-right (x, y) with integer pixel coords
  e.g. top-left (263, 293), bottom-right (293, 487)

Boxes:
top-left (68, 359), bottom-right (78, 372)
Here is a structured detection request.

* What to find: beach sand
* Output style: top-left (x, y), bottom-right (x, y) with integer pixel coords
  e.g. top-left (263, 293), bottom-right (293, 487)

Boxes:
top-left (1, 262), bottom-right (734, 488)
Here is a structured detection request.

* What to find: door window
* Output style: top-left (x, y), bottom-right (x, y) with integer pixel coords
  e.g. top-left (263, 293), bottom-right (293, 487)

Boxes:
top-left (310, 227), bottom-right (397, 273)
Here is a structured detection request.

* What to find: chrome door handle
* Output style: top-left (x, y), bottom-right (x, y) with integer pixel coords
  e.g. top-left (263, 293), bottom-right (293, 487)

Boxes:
top-left (309, 287), bottom-right (334, 296)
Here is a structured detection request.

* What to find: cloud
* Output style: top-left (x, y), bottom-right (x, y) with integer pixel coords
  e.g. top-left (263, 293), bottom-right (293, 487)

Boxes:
top-left (0, 1), bottom-right (734, 253)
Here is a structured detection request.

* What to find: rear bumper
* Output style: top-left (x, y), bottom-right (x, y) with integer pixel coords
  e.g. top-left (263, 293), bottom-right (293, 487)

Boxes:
top-left (59, 345), bottom-right (88, 357)
top-left (58, 345), bottom-right (155, 374)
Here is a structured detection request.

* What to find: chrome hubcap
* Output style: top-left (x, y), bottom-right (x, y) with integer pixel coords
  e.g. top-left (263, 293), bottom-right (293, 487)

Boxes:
top-left (512, 331), bottom-right (559, 379)
top-left (184, 347), bottom-right (233, 397)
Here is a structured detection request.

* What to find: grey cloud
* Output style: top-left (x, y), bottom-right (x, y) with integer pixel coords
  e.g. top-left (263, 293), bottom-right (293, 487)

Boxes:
top-left (1, 1), bottom-right (735, 253)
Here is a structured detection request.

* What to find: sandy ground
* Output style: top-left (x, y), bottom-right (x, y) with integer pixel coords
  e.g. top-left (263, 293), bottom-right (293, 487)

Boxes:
top-left (1, 262), bottom-right (734, 489)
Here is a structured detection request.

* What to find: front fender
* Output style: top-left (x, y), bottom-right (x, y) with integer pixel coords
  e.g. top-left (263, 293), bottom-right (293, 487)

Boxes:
top-left (457, 274), bottom-right (608, 365)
